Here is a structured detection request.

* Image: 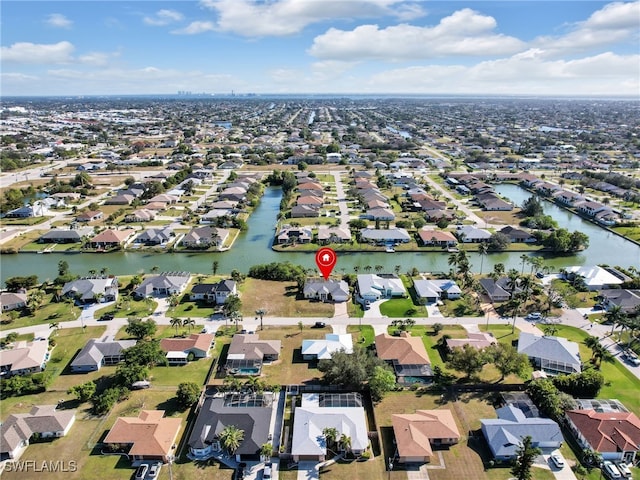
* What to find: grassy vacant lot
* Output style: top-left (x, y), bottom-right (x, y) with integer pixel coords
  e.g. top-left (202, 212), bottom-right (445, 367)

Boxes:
top-left (348, 324), bottom-right (376, 347)
top-left (613, 225), bottom-right (640, 242)
top-left (239, 278), bottom-right (334, 318)
top-left (379, 297), bottom-right (427, 317)
top-left (1, 293), bottom-right (82, 332)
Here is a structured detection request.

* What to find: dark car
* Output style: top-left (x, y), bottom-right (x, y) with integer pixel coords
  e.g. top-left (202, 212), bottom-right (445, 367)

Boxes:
top-left (99, 313), bottom-right (114, 321)
top-left (313, 322), bottom-right (326, 328)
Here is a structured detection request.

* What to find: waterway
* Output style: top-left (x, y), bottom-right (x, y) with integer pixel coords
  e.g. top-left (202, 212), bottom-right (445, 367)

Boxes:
top-left (1, 185), bottom-right (638, 282)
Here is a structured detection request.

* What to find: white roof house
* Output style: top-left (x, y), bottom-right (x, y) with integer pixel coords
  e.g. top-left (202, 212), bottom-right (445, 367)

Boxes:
top-left (565, 266), bottom-right (624, 291)
top-left (301, 334), bottom-right (353, 360)
top-left (291, 393), bottom-right (368, 461)
top-left (357, 274), bottom-right (407, 302)
top-left (413, 279), bottom-right (461, 302)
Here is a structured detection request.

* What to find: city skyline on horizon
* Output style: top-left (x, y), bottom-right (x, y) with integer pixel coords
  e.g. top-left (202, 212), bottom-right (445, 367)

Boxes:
top-left (1, 0), bottom-right (639, 97)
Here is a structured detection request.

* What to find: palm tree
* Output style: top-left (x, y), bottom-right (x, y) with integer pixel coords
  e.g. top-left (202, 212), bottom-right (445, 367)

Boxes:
top-left (363, 265), bottom-right (372, 273)
top-left (260, 443), bottom-right (273, 461)
top-left (520, 254), bottom-right (529, 275)
top-left (605, 305), bottom-right (625, 335)
top-left (529, 256), bottom-right (544, 275)
top-left (219, 425), bottom-right (245, 456)
top-left (256, 308), bottom-right (266, 331)
top-left (394, 265), bottom-right (401, 275)
top-left (583, 335), bottom-right (600, 357)
top-left (183, 317), bottom-right (195, 332)
top-left (477, 242), bottom-right (488, 275)
top-left (49, 322), bottom-right (60, 336)
top-left (170, 317), bottom-right (182, 335)
top-left (492, 262), bottom-right (505, 280)
top-left (339, 434), bottom-right (352, 456)
top-left (374, 265), bottom-right (383, 274)
top-left (212, 260), bottom-right (220, 276)
top-left (353, 266), bottom-right (360, 274)
top-left (323, 427), bottom-right (339, 452)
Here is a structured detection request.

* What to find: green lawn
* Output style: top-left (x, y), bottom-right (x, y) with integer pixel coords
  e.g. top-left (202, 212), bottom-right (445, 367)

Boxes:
top-left (347, 324), bottom-right (375, 347)
top-left (94, 297), bottom-right (158, 319)
top-left (1, 294), bottom-right (82, 332)
top-left (479, 323), bottom-right (520, 346)
top-left (379, 297), bottom-right (427, 318)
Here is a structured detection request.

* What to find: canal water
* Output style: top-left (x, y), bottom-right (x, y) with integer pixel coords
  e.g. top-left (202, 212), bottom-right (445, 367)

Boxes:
top-left (1, 185), bottom-right (638, 282)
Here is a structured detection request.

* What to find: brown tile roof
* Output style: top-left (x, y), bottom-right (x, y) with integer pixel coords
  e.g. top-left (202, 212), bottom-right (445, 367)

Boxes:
top-left (90, 229), bottom-right (134, 243)
top-left (297, 182), bottom-right (323, 190)
top-left (392, 410), bottom-right (460, 458)
top-left (418, 230), bottom-right (457, 243)
top-left (103, 410), bottom-right (181, 458)
top-left (227, 334), bottom-right (281, 361)
top-left (375, 333), bottom-right (430, 366)
top-left (159, 334), bottom-right (214, 354)
top-left (566, 409), bottom-right (640, 453)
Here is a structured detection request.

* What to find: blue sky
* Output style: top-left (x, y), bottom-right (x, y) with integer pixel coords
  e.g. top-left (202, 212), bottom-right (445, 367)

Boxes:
top-left (1, 1), bottom-right (639, 96)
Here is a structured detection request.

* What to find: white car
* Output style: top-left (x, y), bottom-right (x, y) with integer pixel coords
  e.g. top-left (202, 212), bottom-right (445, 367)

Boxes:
top-left (550, 454), bottom-right (565, 469)
top-left (525, 312), bottom-right (542, 321)
top-left (603, 460), bottom-right (622, 479)
top-left (616, 461), bottom-right (632, 477)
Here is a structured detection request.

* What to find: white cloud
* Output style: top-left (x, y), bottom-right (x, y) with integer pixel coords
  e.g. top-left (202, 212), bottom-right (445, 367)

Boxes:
top-left (583, 0), bottom-right (640, 29)
top-left (45, 13), bottom-right (72, 29)
top-left (79, 51), bottom-right (119, 67)
top-left (200, 0), bottom-right (426, 37)
top-left (1, 41), bottom-right (75, 64)
top-left (171, 21), bottom-right (215, 35)
top-left (1, 72), bottom-right (38, 82)
top-left (143, 9), bottom-right (184, 26)
top-left (309, 9), bottom-right (525, 60)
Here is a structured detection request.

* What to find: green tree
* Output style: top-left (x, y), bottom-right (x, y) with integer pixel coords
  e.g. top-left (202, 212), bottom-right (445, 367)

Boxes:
top-left (260, 443), bottom-right (273, 459)
top-left (123, 340), bottom-right (166, 367)
top-left (446, 344), bottom-right (485, 378)
top-left (256, 308), bottom-right (267, 330)
top-left (521, 196), bottom-right (544, 217)
top-left (125, 318), bottom-right (157, 340)
top-left (115, 363), bottom-right (149, 386)
top-left (477, 242), bottom-right (488, 274)
top-left (176, 381), bottom-right (200, 410)
top-left (219, 425), bottom-right (245, 455)
top-left (488, 232), bottom-right (510, 251)
top-left (511, 436), bottom-right (541, 480)
top-left (318, 346), bottom-right (386, 390)
top-left (223, 295), bottom-right (242, 318)
top-left (486, 343), bottom-right (530, 381)
top-left (369, 365), bottom-right (396, 401)
top-left (67, 381), bottom-right (96, 402)
top-left (170, 317), bottom-right (182, 335)
top-left (212, 260), bottom-right (220, 276)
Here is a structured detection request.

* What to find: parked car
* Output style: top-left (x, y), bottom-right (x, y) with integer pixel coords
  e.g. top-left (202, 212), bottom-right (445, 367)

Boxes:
top-left (99, 313), bottom-right (114, 321)
top-left (525, 312), bottom-right (542, 321)
top-left (603, 460), bottom-right (622, 479)
top-left (134, 464), bottom-right (148, 480)
top-left (615, 461), bottom-right (632, 477)
top-left (550, 454), bottom-right (565, 469)
top-left (263, 462), bottom-right (272, 480)
top-left (131, 380), bottom-right (151, 390)
top-left (146, 463), bottom-right (161, 479)
top-left (535, 272), bottom-right (544, 278)
top-left (312, 322), bottom-right (326, 328)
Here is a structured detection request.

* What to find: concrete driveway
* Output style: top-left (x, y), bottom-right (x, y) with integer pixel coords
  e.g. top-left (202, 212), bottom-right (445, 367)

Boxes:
top-left (363, 299), bottom-right (385, 319)
top-left (537, 451), bottom-right (578, 480)
top-left (296, 461), bottom-right (319, 480)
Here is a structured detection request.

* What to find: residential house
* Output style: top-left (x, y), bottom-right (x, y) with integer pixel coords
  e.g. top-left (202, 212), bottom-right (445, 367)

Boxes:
top-left (413, 279), bottom-right (461, 303)
top-left (290, 205), bottom-right (320, 218)
top-left (303, 279), bottom-right (350, 303)
top-left (598, 289), bottom-right (640, 314)
top-left (88, 229), bottom-right (134, 249)
top-left (481, 405), bottom-right (563, 461)
top-left (517, 332), bottom-right (581, 375)
top-left (38, 227), bottom-right (93, 244)
top-left (456, 225), bottom-right (491, 243)
top-left (565, 266), bottom-right (625, 291)
top-left (0, 292), bottom-right (27, 312)
top-left (479, 277), bottom-right (520, 303)
top-left (182, 226), bottom-right (229, 249)
top-left (577, 201), bottom-right (607, 217)
top-left (133, 272), bottom-right (191, 298)
top-left (5, 203), bottom-right (49, 218)
top-left (392, 410), bottom-right (461, 464)
top-left (365, 207), bottom-right (395, 221)
top-left (566, 408), bottom-right (640, 463)
top-left (317, 226), bottom-right (351, 244)
top-left (219, 186), bottom-right (246, 202)
top-left (125, 208), bottom-right (156, 223)
top-left (76, 210), bottom-right (103, 222)
top-left (499, 226), bottom-right (537, 243)
top-left (0, 340), bottom-right (49, 377)
top-left (160, 333), bottom-right (215, 365)
top-left (104, 193), bottom-right (135, 205)
top-left (297, 195), bottom-right (323, 207)
top-left (133, 227), bottom-right (173, 246)
top-left (301, 334), bottom-right (354, 360)
top-left (188, 392), bottom-right (276, 461)
top-left (61, 277), bottom-right (119, 303)
top-left (189, 279), bottom-right (237, 304)
top-left (375, 332), bottom-right (432, 383)
top-left (360, 228), bottom-right (411, 245)
top-left (277, 226), bottom-right (312, 244)
top-left (70, 338), bottom-right (136, 372)
top-left (147, 194), bottom-right (179, 205)
top-left (0, 405), bottom-right (76, 461)
top-left (357, 274), bottom-right (407, 302)
top-left (446, 332), bottom-right (496, 350)
top-left (417, 229), bottom-right (458, 247)
top-left (554, 190), bottom-right (585, 207)
top-left (103, 410), bottom-right (182, 464)
top-left (225, 334), bottom-right (281, 375)
top-left (291, 393), bottom-right (368, 462)
top-left (475, 193), bottom-right (513, 211)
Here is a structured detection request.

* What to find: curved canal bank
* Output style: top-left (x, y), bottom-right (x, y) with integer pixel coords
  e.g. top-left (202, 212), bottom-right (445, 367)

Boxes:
top-left (1, 185), bottom-right (639, 282)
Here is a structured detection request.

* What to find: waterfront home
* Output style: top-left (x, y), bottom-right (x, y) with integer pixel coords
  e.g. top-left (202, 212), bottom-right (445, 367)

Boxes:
top-left (481, 405), bottom-right (563, 461)
top-left (5, 203), bottom-right (49, 218)
top-left (159, 333), bottom-right (214, 365)
top-left (375, 332), bottom-right (432, 384)
top-left (291, 393), bottom-right (368, 462)
top-left (88, 229), bottom-right (135, 249)
top-left (76, 210), bottom-right (103, 222)
top-left (577, 201), bottom-right (608, 217)
top-left (392, 410), bottom-right (460, 464)
top-left (317, 225), bottom-right (351, 244)
top-left (70, 338), bottom-right (136, 372)
top-left (297, 195), bottom-right (323, 207)
top-left (475, 193), bottom-right (513, 211)
top-left (413, 279), bottom-right (461, 303)
top-left (357, 274), bottom-right (407, 303)
top-left (479, 277), bottom-right (520, 303)
top-left (103, 410), bottom-right (181, 464)
top-left (301, 333), bottom-right (353, 360)
top-left (0, 340), bottom-right (49, 377)
top-left (566, 408), bottom-right (640, 463)
top-left (554, 189), bottom-right (585, 207)
top-left (517, 332), bottom-right (581, 375)
top-left (290, 205), bottom-right (320, 218)
top-left (61, 276), bottom-right (119, 303)
top-left (499, 226), bottom-right (537, 243)
top-left (188, 392), bottom-right (275, 461)
top-left (598, 289), bottom-right (640, 314)
top-left (456, 225), bottom-right (491, 243)
top-left (38, 227), bottom-right (92, 244)
top-left (182, 226), bottom-right (229, 248)
top-left (277, 225), bottom-right (312, 244)
top-left (189, 279), bottom-right (237, 304)
top-left (303, 279), bottom-right (350, 303)
top-left (0, 292), bottom-right (27, 312)
top-left (133, 272), bottom-right (190, 298)
top-left (0, 405), bottom-right (76, 461)
top-left (565, 265), bottom-right (625, 291)
top-left (417, 229), bottom-right (458, 247)
top-left (225, 334), bottom-right (281, 376)
top-left (133, 227), bottom-right (173, 246)
top-left (360, 227), bottom-right (411, 244)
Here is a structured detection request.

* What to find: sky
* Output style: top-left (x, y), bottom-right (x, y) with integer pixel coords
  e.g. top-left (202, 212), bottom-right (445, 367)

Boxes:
top-left (1, 0), bottom-right (639, 97)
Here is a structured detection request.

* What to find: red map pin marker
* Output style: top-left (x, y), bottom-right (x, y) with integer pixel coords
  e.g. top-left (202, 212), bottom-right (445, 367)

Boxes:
top-left (315, 247), bottom-right (337, 280)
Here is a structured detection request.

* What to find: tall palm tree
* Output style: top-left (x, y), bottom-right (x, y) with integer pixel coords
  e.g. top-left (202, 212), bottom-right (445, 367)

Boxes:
top-left (353, 266), bottom-right (360, 274)
top-left (520, 254), bottom-right (529, 274)
top-left (182, 317), bottom-right (195, 332)
top-left (323, 427), bottom-right (339, 452)
top-left (364, 265), bottom-right (372, 273)
top-left (212, 260), bottom-right (220, 276)
top-left (170, 317), bottom-right (182, 335)
top-left (477, 242), bottom-right (488, 275)
top-left (605, 305), bottom-right (625, 335)
top-left (374, 265), bottom-right (383, 274)
top-left (256, 308), bottom-right (267, 331)
top-left (339, 434), bottom-right (352, 455)
top-left (219, 425), bottom-right (245, 456)
top-left (394, 265), bottom-right (401, 275)
top-left (583, 335), bottom-right (600, 358)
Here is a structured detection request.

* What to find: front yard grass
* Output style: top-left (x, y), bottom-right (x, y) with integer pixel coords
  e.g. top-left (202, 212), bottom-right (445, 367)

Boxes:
top-left (348, 324), bottom-right (376, 347)
top-left (239, 278), bottom-right (334, 318)
top-left (379, 297), bottom-right (427, 318)
top-left (1, 293), bottom-right (82, 332)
